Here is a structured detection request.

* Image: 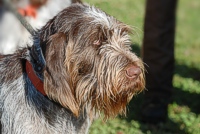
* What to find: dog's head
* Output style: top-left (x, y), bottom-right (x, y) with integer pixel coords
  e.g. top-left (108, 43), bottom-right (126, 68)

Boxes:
top-left (40, 3), bottom-right (145, 119)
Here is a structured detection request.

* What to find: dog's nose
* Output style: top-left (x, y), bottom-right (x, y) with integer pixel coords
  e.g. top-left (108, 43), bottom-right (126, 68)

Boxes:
top-left (126, 66), bottom-right (141, 79)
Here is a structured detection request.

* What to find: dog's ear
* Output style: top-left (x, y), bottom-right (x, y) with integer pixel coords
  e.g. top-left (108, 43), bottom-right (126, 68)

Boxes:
top-left (44, 32), bottom-right (79, 116)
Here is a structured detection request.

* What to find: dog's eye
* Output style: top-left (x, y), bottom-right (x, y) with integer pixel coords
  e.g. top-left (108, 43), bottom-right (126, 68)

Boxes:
top-left (102, 36), bottom-right (108, 42)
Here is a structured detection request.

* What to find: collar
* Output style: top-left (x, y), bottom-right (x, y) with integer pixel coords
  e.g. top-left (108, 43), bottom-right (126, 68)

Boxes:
top-left (26, 60), bottom-right (46, 96)
top-left (18, 4), bottom-right (40, 18)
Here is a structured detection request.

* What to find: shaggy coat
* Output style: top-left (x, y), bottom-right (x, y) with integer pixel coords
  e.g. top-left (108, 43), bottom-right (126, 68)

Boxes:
top-left (0, 3), bottom-right (145, 134)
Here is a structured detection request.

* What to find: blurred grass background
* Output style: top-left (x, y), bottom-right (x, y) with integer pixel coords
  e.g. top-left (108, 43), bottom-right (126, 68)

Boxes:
top-left (84, 0), bottom-right (200, 134)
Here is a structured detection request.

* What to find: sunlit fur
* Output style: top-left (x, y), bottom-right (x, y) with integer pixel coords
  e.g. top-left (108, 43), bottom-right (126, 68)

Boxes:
top-left (0, 3), bottom-right (145, 133)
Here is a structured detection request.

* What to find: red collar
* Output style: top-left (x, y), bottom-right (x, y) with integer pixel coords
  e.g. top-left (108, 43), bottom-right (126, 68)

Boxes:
top-left (18, 4), bottom-right (40, 18)
top-left (26, 60), bottom-right (46, 96)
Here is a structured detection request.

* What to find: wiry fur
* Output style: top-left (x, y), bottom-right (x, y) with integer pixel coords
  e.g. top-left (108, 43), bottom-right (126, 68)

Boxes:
top-left (0, 3), bottom-right (145, 134)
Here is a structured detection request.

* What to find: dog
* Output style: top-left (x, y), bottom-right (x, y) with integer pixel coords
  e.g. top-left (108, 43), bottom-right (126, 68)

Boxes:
top-left (0, 3), bottom-right (145, 134)
top-left (0, 0), bottom-right (81, 54)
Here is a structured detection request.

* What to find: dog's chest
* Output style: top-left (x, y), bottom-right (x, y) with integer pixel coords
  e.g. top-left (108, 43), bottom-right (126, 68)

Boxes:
top-left (0, 76), bottom-right (90, 134)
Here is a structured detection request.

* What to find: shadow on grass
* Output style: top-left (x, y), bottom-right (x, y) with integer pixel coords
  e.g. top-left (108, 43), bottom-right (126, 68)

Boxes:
top-left (174, 63), bottom-right (200, 114)
top-left (122, 95), bottom-right (189, 134)
top-left (172, 87), bottom-right (200, 114)
top-left (175, 63), bottom-right (200, 81)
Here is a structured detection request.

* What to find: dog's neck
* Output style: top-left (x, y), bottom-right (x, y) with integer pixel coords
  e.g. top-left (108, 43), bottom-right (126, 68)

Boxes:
top-left (26, 60), bottom-right (46, 95)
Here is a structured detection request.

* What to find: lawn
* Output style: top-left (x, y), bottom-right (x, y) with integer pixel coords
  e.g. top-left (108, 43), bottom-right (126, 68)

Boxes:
top-left (84, 0), bottom-right (200, 134)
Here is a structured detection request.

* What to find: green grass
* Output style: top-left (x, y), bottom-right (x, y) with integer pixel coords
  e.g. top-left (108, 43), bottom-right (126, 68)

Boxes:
top-left (84, 0), bottom-right (200, 134)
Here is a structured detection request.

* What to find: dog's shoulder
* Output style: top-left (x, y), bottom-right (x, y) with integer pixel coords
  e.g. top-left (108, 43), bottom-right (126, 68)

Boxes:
top-left (0, 48), bottom-right (28, 84)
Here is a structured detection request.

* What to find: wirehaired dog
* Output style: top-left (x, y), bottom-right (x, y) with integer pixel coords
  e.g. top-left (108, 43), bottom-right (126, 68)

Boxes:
top-left (0, 3), bottom-right (145, 134)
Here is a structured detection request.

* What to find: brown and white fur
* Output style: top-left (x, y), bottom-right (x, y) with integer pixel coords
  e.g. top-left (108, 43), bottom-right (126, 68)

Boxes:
top-left (0, 0), bottom-right (81, 54)
top-left (0, 3), bottom-right (145, 134)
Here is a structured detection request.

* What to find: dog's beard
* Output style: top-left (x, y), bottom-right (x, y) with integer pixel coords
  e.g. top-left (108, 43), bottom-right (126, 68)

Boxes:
top-left (73, 50), bottom-right (145, 119)
top-left (75, 68), bottom-right (144, 119)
